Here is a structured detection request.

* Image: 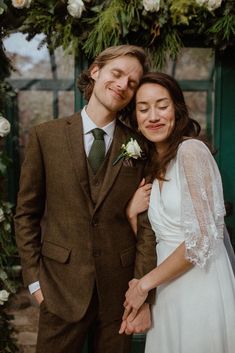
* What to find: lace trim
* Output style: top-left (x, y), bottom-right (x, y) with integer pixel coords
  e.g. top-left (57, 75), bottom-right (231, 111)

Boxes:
top-left (178, 140), bottom-right (225, 267)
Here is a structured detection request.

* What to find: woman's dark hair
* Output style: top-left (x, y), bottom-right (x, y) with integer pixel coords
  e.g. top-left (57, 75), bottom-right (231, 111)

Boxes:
top-left (132, 72), bottom-right (201, 180)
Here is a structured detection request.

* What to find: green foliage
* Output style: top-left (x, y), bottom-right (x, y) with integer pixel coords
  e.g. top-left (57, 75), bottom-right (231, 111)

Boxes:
top-left (0, 0), bottom-right (235, 72)
top-left (0, 310), bottom-right (18, 353)
top-left (170, 0), bottom-right (198, 25)
top-left (149, 28), bottom-right (182, 70)
top-left (208, 14), bottom-right (235, 46)
top-left (0, 80), bottom-right (18, 353)
top-left (83, 0), bottom-right (125, 56)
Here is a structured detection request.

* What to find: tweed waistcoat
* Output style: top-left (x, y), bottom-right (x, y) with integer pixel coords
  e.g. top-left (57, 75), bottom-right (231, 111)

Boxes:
top-left (86, 150), bottom-right (111, 205)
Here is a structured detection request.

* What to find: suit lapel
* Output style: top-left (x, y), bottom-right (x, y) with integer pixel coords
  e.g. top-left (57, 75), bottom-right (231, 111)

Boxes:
top-left (94, 121), bottom-right (128, 213)
top-left (65, 113), bottom-right (92, 208)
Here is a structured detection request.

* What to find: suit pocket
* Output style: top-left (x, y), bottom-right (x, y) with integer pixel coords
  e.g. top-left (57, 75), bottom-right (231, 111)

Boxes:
top-left (41, 241), bottom-right (71, 264)
top-left (120, 246), bottom-right (136, 267)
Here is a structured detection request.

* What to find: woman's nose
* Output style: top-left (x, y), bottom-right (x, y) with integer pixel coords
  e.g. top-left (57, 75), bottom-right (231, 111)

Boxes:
top-left (149, 109), bottom-right (159, 122)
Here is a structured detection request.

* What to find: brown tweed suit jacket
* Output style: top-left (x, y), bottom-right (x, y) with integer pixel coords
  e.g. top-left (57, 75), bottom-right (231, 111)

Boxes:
top-left (14, 112), bottom-right (156, 322)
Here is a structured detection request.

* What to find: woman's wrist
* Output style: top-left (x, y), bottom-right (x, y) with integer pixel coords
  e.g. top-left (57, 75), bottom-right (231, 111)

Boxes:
top-left (126, 204), bottom-right (137, 220)
top-left (139, 277), bottom-right (151, 295)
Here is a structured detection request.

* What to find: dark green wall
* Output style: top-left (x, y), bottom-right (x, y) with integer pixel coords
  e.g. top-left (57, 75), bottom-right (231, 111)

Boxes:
top-left (215, 48), bottom-right (235, 245)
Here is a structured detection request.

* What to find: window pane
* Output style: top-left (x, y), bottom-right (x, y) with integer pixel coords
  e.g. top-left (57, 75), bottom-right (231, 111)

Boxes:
top-left (58, 91), bottom-right (75, 118)
top-left (174, 48), bottom-right (214, 80)
top-left (18, 91), bottom-right (53, 161)
top-left (4, 33), bottom-right (52, 79)
top-left (183, 91), bottom-right (208, 133)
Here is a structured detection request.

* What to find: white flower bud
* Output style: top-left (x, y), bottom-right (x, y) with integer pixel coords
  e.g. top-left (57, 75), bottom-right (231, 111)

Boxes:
top-left (207, 0), bottom-right (222, 11)
top-left (0, 290), bottom-right (10, 305)
top-left (143, 0), bottom-right (160, 12)
top-left (195, 0), bottom-right (222, 11)
top-left (67, 0), bottom-right (85, 18)
top-left (0, 117), bottom-right (11, 137)
top-left (0, 208), bottom-right (5, 223)
top-left (11, 0), bottom-right (32, 9)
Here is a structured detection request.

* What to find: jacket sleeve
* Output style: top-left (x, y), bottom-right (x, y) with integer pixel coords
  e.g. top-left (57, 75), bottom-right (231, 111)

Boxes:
top-left (134, 211), bottom-right (157, 304)
top-left (14, 127), bottom-right (46, 286)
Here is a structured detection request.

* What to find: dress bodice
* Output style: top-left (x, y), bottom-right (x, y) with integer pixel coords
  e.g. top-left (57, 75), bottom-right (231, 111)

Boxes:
top-left (148, 158), bottom-right (183, 245)
top-left (147, 139), bottom-right (226, 267)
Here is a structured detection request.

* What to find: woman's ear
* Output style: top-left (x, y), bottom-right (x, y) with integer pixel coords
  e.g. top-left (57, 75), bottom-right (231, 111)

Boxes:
top-left (90, 65), bottom-right (100, 81)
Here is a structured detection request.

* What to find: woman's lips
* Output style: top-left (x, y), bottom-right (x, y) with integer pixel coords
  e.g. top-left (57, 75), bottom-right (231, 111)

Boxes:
top-left (146, 123), bottom-right (165, 130)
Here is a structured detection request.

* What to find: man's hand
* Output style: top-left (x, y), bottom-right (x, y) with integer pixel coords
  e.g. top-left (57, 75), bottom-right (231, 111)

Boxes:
top-left (119, 303), bottom-right (151, 335)
top-left (33, 288), bottom-right (44, 305)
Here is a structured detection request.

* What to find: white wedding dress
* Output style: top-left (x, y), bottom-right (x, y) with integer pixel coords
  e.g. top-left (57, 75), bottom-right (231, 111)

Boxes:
top-left (145, 139), bottom-right (235, 353)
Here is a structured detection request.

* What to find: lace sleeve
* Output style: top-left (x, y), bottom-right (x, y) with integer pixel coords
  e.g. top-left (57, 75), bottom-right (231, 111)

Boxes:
top-left (178, 139), bottom-right (226, 267)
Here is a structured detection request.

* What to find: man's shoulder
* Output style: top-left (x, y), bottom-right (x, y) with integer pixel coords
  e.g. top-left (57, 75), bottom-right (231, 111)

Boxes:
top-left (33, 112), bottom-right (81, 132)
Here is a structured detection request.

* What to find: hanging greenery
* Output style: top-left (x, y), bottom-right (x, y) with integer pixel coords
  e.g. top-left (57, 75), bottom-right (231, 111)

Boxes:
top-left (0, 0), bottom-right (235, 73)
top-left (0, 115), bottom-right (18, 353)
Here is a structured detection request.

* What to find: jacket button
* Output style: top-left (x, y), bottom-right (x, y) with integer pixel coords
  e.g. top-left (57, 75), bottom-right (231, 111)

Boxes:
top-left (93, 250), bottom-right (101, 257)
top-left (91, 219), bottom-right (98, 227)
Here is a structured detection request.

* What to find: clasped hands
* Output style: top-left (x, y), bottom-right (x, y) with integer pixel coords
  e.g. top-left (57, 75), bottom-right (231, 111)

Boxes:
top-left (119, 278), bottom-right (150, 335)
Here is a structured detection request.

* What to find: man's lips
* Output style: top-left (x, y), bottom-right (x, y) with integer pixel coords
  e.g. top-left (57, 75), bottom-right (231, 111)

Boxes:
top-left (109, 88), bottom-right (124, 100)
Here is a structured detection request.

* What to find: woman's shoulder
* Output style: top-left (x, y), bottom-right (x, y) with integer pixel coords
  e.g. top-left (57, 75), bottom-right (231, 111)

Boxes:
top-left (178, 138), bottom-right (211, 159)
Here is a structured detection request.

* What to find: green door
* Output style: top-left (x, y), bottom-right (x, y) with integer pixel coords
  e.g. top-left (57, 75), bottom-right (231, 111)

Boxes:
top-left (214, 48), bottom-right (235, 247)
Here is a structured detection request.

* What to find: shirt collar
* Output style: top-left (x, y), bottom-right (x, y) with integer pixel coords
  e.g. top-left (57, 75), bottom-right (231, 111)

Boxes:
top-left (81, 106), bottom-right (116, 139)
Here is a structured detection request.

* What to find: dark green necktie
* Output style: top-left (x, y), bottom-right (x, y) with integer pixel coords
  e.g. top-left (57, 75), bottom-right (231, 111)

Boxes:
top-left (88, 128), bottom-right (106, 173)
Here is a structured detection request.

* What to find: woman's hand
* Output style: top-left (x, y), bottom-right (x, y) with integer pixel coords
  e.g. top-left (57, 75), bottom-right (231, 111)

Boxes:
top-left (122, 278), bottom-right (149, 322)
top-left (127, 178), bottom-right (152, 220)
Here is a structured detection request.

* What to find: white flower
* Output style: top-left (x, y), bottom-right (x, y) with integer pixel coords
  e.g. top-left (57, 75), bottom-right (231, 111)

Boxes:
top-left (0, 208), bottom-right (5, 223)
top-left (11, 0), bottom-right (32, 9)
top-left (67, 0), bottom-right (85, 18)
top-left (0, 117), bottom-right (11, 137)
top-left (195, 0), bottom-right (222, 11)
top-left (143, 0), bottom-right (160, 12)
top-left (207, 0), bottom-right (222, 11)
top-left (125, 138), bottom-right (142, 159)
top-left (113, 138), bottom-right (143, 165)
top-left (0, 290), bottom-right (10, 305)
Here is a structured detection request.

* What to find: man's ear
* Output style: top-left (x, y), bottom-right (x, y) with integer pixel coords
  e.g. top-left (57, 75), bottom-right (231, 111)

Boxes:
top-left (90, 65), bottom-right (100, 81)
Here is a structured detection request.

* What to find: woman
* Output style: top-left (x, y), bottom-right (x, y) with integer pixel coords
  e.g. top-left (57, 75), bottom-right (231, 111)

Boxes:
top-left (122, 72), bottom-right (235, 353)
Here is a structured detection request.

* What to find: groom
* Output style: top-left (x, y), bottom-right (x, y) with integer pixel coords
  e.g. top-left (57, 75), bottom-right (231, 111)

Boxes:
top-left (14, 45), bottom-right (156, 353)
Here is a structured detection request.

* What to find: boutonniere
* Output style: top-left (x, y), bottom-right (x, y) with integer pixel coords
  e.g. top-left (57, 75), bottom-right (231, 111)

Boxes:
top-left (113, 138), bottom-right (145, 166)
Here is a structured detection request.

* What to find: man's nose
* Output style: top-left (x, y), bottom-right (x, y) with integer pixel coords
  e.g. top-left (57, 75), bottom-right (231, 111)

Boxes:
top-left (117, 77), bottom-right (128, 90)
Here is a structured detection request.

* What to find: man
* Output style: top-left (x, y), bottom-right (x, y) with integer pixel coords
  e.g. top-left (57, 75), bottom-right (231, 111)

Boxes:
top-left (15, 45), bottom-right (156, 353)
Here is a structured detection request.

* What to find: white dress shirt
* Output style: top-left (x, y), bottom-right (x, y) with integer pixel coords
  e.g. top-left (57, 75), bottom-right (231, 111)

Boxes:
top-left (29, 107), bottom-right (116, 294)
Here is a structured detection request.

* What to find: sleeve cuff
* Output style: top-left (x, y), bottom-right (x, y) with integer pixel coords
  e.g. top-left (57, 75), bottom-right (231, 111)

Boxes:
top-left (28, 281), bottom-right (40, 294)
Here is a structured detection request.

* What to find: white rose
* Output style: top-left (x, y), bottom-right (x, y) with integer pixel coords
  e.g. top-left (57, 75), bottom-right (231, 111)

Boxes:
top-left (0, 117), bottom-right (11, 137)
top-left (207, 0), bottom-right (222, 11)
top-left (67, 0), bottom-right (85, 18)
top-left (0, 208), bottom-right (5, 223)
top-left (143, 0), bottom-right (160, 12)
top-left (11, 0), bottom-right (32, 9)
top-left (0, 290), bottom-right (10, 305)
top-left (126, 139), bottom-right (142, 159)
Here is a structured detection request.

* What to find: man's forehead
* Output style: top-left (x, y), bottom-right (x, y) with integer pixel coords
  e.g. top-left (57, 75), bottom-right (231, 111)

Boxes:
top-left (106, 56), bottom-right (143, 78)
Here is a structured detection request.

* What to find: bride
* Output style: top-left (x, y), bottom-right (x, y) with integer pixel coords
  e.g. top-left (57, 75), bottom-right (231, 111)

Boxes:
top-left (120, 72), bottom-right (235, 353)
